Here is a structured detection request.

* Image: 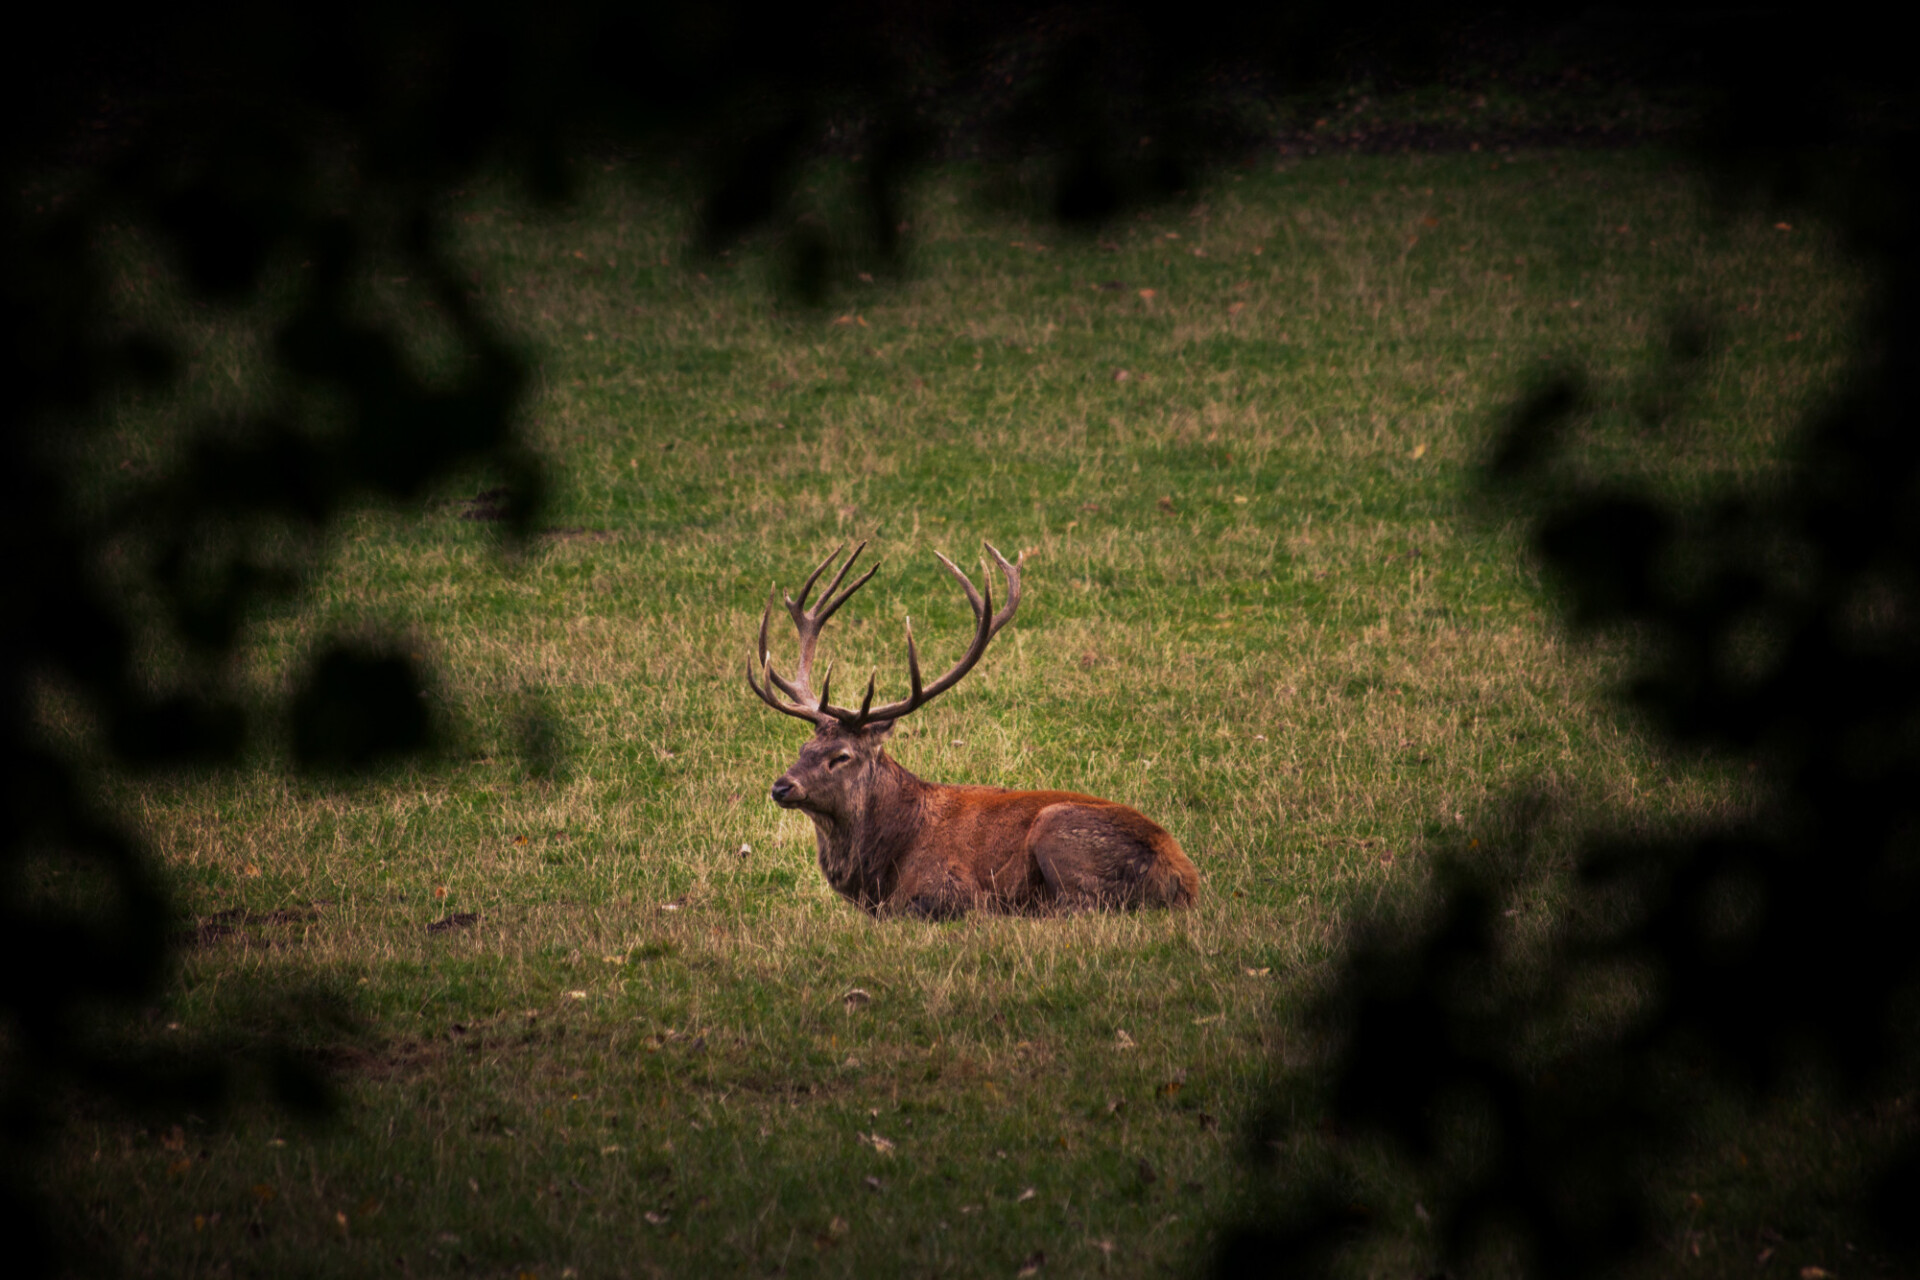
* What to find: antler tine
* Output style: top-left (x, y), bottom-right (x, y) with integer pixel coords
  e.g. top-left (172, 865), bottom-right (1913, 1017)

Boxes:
top-left (933, 550), bottom-right (987, 619)
top-left (816, 539), bottom-right (870, 608)
top-left (815, 560), bottom-right (880, 626)
top-left (904, 616), bottom-right (924, 703)
top-left (983, 542), bottom-right (1022, 635)
top-left (786, 540), bottom-right (872, 621)
top-left (747, 655), bottom-right (820, 723)
top-left (756, 588), bottom-right (777, 665)
top-left (764, 657), bottom-right (810, 707)
top-left (758, 586), bottom-right (812, 706)
top-left (788, 542), bottom-right (848, 613)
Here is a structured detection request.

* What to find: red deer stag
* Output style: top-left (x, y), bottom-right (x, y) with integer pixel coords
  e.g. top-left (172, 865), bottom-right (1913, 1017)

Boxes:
top-left (747, 541), bottom-right (1199, 918)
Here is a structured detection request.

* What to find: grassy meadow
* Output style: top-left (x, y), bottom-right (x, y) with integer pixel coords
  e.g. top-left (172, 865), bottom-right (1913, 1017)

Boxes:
top-left (55, 147), bottom-right (1860, 1277)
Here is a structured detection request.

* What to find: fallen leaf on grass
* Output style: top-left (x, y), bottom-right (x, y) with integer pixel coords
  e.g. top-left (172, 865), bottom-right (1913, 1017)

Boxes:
top-left (1244, 967), bottom-right (1270, 977)
top-left (1137, 288), bottom-right (1156, 301)
top-left (1113, 1029), bottom-right (1136, 1049)
top-left (865, 1176), bottom-right (884, 1193)
top-left (566, 990), bottom-right (587, 1000)
top-left (426, 913), bottom-right (479, 934)
top-left (433, 885), bottom-right (449, 899)
top-left (858, 1131), bottom-right (895, 1155)
top-left (1017, 1248), bottom-right (1046, 1275)
top-left (1156, 496), bottom-right (1176, 515)
top-left (1226, 301), bottom-right (1245, 315)
top-left (843, 988), bottom-right (872, 1012)
top-left (242, 863), bottom-right (261, 878)
top-left (1017, 1187), bottom-right (1037, 1203)
top-left (643, 1210), bottom-right (670, 1225)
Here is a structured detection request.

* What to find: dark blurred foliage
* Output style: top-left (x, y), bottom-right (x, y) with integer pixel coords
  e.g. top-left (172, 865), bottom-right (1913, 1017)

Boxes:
top-left (1215, 16), bottom-right (1920, 1280)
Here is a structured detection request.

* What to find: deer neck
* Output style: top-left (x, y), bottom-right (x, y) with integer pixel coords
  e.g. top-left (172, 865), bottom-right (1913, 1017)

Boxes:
top-left (810, 752), bottom-right (929, 911)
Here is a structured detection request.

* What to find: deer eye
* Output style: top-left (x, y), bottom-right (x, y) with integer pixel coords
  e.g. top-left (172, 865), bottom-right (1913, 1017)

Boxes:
top-left (828, 752), bottom-right (854, 767)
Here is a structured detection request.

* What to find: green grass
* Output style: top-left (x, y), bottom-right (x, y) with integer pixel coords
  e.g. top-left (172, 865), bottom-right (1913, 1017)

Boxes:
top-left (51, 147), bottom-right (1864, 1277)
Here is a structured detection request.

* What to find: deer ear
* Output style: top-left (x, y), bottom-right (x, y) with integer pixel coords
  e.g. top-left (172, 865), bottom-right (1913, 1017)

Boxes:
top-left (864, 719), bottom-right (897, 741)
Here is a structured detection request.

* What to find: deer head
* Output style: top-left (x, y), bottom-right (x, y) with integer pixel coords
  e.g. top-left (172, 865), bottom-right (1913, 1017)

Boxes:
top-left (749, 540), bottom-right (1021, 815)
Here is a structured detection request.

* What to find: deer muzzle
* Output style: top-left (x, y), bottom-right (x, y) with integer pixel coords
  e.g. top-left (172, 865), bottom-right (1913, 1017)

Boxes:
top-left (770, 776), bottom-right (802, 807)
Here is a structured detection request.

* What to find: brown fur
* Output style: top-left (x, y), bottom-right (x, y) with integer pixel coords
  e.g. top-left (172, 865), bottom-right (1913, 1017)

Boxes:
top-left (770, 722), bottom-right (1199, 918)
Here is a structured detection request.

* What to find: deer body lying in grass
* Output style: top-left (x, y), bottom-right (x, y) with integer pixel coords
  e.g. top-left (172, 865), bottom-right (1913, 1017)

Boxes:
top-left (749, 542), bottom-right (1198, 919)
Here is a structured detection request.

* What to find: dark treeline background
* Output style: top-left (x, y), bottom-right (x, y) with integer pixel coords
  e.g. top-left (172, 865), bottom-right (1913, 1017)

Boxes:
top-left (3, 2), bottom-right (1912, 1273)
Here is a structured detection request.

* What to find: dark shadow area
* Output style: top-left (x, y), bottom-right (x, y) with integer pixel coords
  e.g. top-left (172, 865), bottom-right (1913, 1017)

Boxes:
top-left (510, 685), bottom-right (574, 784)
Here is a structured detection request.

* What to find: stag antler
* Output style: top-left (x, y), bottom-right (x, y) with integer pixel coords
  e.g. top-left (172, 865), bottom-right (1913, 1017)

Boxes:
top-left (747, 540), bottom-right (1022, 728)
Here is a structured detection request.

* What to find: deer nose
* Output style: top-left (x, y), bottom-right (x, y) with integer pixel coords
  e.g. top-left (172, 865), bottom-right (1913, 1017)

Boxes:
top-left (770, 778), bottom-right (796, 804)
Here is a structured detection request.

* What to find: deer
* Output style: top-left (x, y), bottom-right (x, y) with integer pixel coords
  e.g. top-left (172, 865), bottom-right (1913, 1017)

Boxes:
top-left (747, 540), bottom-right (1199, 919)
